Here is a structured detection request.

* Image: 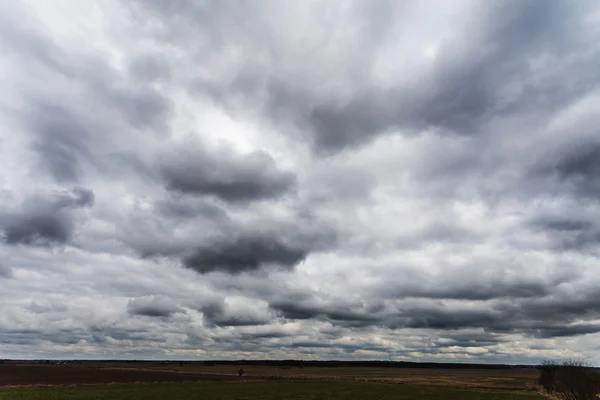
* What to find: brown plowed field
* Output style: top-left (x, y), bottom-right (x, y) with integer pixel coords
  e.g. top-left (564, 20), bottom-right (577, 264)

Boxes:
top-left (0, 362), bottom-right (542, 392)
top-left (0, 364), bottom-right (251, 386)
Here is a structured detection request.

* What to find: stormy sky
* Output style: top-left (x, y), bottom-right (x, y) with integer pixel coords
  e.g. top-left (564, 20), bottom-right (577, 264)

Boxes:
top-left (1, 0), bottom-right (600, 364)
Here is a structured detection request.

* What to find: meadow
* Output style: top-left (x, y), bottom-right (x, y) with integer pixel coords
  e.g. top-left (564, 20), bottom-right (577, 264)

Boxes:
top-left (0, 362), bottom-right (545, 400)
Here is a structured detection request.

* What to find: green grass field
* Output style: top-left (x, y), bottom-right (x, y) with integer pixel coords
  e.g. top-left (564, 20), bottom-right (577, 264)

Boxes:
top-left (0, 381), bottom-right (544, 400)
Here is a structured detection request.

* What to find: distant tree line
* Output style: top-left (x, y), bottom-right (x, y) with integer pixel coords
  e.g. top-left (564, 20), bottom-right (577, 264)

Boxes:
top-left (0, 358), bottom-right (544, 370)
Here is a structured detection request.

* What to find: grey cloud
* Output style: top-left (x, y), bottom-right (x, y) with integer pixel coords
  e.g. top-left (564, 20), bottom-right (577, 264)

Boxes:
top-left (113, 196), bottom-right (232, 260)
top-left (28, 300), bottom-right (69, 314)
top-left (0, 6), bottom-right (75, 79)
top-left (141, 0), bottom-right (597, 153)
top-left (435, 331), bottom-right (506, 348)
top-left (408, 293), bottom-right (600, 338)
top-left (513, 289), bottom-right (600, 324)
top-left (301, 0), bottom-right (594, 152)
top-left (537, 218), bottom-right (593, 233)
top-left (26, 87), bottom-right (170, 183)
top-left (118, 196), bottom-right (334, 275)
top-left (1, 9), bottom-right (173, 183)
top-left (380, 270), bottom-right (569, 301)
top-left (0, 329), bottom-right (85, 346)
top-left (154, 197), bottom-right (229, 221)
top-left (3, 0), bottom-right (600, 364)
top-left (183, 234), bottom-right (308, 274)
top-left (265, 281), bottom-right (600, 339)
top-left (111, 86), bottom-right (173, 132)
top-left (89, 326), bottom-right (157, 344)
top-left (531, 213), bottom-right (600, 251)
top-left (397, 307), bottom-right (500, 331)
top-left (3, 213), bottom-right (71, 245)
top-left (60, 187), bottom-right (95, 208)
top-left (159, 144), bottom-right (295, 202)
top-left (0, 187), bottom-right (94, 246)
top-left (217, 266), bottom-right (590, 339)
top-left (270, 298), bottom-right (382, 326)
top-left (29, 102), bottom-right (92, 183)
top-left (238, 331), bottom-right (288, 340)
top-left (0, 264), bottom-right (13, 278)
top-left (535, 325), bottom-right (600, 339)
top-left (398, 281), bottom-right (551, 301)
top-left (198, 301), bottom-right (271, 327)
top-left (127, 296), bottom-right (183, 318)
top-left (128, 52), bottom-right (172, 83)
top-left (554, 143), bottom-right (600, 198)
top-left (528, 205), bottom-right (600, 252)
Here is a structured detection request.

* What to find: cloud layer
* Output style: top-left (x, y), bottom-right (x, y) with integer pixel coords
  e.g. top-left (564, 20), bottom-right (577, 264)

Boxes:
top-left (1, 0), bottom-right (600, 364)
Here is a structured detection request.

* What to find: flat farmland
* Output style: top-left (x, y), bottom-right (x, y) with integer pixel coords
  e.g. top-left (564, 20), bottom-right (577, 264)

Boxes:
top-left (0, 363), bottom-right (544, 400)
top-left (133, 364), bottom-right (540, 390)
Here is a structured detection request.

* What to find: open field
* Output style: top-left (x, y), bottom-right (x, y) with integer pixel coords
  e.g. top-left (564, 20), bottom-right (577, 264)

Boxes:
top-left (126, 363), bottom-right (541, 391)
top-left (0, 362), bottom-right (545, 399)
top-left (0, 381), bottom-right (545, 400)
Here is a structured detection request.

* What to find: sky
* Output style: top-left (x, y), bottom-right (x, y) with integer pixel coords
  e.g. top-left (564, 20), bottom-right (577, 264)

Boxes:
top-left (1, 0), bottom-right (600, 365)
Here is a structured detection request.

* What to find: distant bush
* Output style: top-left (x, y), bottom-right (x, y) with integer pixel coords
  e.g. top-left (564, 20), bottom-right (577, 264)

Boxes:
top-left (538, 359), bottom-right (600, 400)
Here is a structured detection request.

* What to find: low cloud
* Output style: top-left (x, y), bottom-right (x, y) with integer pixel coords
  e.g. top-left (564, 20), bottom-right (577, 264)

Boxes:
top-left (127, 296), bottom-right (184, 318)
top-left (159, 141), bottom-right (295, 203)
top-left (0, 264), bottom-right (12, 279)
top-left (197, 298), bottom-right (272, 327)
top-left (183, 234), bottom-right (308, 274)
top-left (0, 187), bottom-right (94, 246)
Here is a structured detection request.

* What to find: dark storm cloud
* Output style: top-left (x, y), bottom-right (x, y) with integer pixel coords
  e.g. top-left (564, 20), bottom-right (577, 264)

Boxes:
top-left (513, 289), bottom-right (600, 324)
top-left (127, 296), bottom-right (183, 318)
top-left (0, 187), bottom-right (94, 246)
top-left (397, 281), bottom-right (551, 301)
top-left (536, 218), bottom-right (593, 233)
top-left (265, 282), bottom-right (600, 339)
top-left (2, 210), bottom-right (71, 246)
top-left (217, 267), bottom-right (591, 339)
top-left (238, 331), bottom-right (288, 340)
top-left (270, 298), bottom-right (382, 326)
top-left (379, 271), bottom-right (569, 301)
top-left (535, 325), bottom-right (600, 339)
top-left (435, 331), bottom-right (507, 348)
top-left (397, 307), bottom-right (499, 331)
top-left (183, 234), bottom-right (308, 274)
top-left (112, 194), bottom-right (233, 260)
top-left (532, 214), bottom-right (600, 251)
top-left (159, 144), bottom-right (295, 202)
top-left (120, 195), bottom-right (335, 274)
top-left (198, 301), bottom-right (270, 327)
top-left (281, 302), bottom-right (497, 331)
top-left (415, 294), bottom-right (600, 338)
top-left (554, 143), bottom-right (600, 198)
